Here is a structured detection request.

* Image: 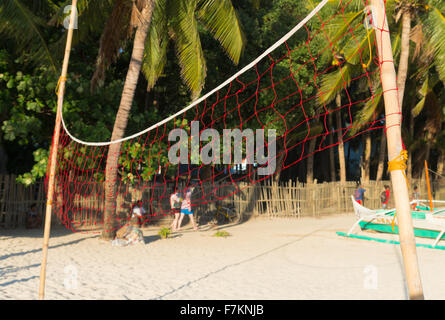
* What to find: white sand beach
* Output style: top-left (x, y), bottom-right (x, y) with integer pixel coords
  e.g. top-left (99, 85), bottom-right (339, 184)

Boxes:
top-left (1, 213), bottom-right (444, 300)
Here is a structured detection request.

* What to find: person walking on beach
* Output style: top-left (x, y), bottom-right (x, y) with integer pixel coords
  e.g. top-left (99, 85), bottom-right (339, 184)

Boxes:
top-left (177, 185), bottom-right (198, 231)
top-left (354, 183), bottom-right (366, 205)
top-left (380, 185), bottom-right (390, 209)
top-left (170, 190), bottom-right (183, 231)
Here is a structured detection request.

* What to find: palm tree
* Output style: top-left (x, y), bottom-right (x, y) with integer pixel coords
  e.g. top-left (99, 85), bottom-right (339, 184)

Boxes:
top-left (90, 0), bottom-right (245, 239)
top-left (394, 0), bottom-right (417, 110)
top-left (316, 0), bottom-right (445, 184)
top-left (397, 0), bottom-right (445, 178)
top-left (101, 0), bottom-right (155, 239)
top-left (317, 0), bottom-right (376, 183)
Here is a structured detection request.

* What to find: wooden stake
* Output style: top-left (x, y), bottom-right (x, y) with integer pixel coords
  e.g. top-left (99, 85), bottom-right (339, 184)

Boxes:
top-left (38, 0), bottom-right (77, 300)
top-left (425, 161), bottom-right (433, 212)
top-left (371, 0), bottom-right (424, 299)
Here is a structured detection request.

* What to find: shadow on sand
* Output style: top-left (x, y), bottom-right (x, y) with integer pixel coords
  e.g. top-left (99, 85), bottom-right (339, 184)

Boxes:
top-left (0, 235), bottom-right (96, 262)
top-left (152, 227), bottom-right (323, 299)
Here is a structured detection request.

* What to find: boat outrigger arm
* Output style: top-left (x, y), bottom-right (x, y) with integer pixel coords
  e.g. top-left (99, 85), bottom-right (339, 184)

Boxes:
top-left (346, 198), bottom-right (395, 236)
top-left (337, 196), bottom-right (445, 250)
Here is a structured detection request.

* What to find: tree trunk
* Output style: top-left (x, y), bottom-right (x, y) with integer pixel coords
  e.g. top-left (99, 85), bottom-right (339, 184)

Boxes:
top-left (360, 133), bottom-right (371, 183)
top-left (0, 140), bottom-right (8, 174)
top-left (407, 111), bottom-right (414, 181)
top-left (392, 10), bottom-right (411, 179)
top-left (397, 11), bottom-right (411, 111)
top-left (273, 139), bottom-right (286, 183)
top-left (335, 94), bottom-right (346, 184)
top-left (101, 2), bottom-right (155, 240)
top-left (375, 129), bottom-right (386, 181)
top-left (306, 137), bottom-right (317, 184)
top-left (424, 132), bottom-right (433, 172)
top-left (273, 151), bottom-right (285, 183)
top-left (327, 113), bottom-right (336, 181)
top-left (437, 150), bottom-right (445, 177)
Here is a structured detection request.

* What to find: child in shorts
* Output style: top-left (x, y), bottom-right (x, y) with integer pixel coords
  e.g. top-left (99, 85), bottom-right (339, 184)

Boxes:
top-left (177, 186), bottom-right (198, 231)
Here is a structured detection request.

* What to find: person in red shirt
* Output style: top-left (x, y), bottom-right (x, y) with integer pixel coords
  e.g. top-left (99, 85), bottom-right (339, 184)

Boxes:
top-left (380, 185), bottom-right (390, 209)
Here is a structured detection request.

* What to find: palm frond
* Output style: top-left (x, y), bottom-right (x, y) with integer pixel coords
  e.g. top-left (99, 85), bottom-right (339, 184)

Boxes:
top-left (196, 0), bottom-right (245, 64)
top-left (170, 0), bottom-right (206, 99)
top-left (350, 85), bottom-right (383, 135)
top-left (0, 0), bottom-right (58, 72)
top-left (142, 0), bottom-right (168, 91)
top-left (317, 64), bottom-right (352, 105)
top-left (423, 5), bottom-right (445, 83)
top-left (324, 10), bottom-right (364, 51)
top-left (412, 74), bottom-right (429, 117)
top-left (342, 27), bottom-right (374, 66)
top-left (90, 0), bottom-right (133, 90)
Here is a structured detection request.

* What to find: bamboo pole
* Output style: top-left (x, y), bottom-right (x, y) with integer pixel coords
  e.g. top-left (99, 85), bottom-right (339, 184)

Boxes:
top-left (370, 0), bottom-right (424, 299)
top-left (425, 161), bottom-right (433, 212)
top-left (38, 0), bottom-right (77, 300)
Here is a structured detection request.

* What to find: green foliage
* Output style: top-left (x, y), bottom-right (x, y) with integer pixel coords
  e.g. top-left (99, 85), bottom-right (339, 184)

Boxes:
top-left (158, 227), bottom-right (172, 239)
top-left (2, 0), bottom-right (445, 186)
top-left (213, 230), bottom-right (231, 237)
top-left (16, 148), bottom-right (48, 186)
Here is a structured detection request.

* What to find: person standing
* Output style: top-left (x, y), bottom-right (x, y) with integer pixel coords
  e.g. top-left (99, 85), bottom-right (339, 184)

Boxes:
top-left (411, 185), bottom-right (420, 211)
top-left (380, 185), bottom-right (390, 209)
top-left (354, 183), bottom-right (366, 205)
top-left (170, 190), bottom-right (183, 231)
top-left (177, 186), bottom-right (198, 231)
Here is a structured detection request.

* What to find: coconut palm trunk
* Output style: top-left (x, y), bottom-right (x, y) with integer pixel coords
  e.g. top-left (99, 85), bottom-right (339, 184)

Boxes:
top-left (306, 137), bottom-right (317, 184)
top-left (375, 128), bottom-right (386, 181)
top-left (397, 11), bottom-right (412, 111)
top-left (360, 133), bottom-right (372, 183)
top-left (335, 94), bottom-right (346, 184)
top-left (438, 150), bottom-right (445, 177)
top-left (328, 113), bottom-right (336, 181)
top-left (101, 1), bottom-right (155, 240)
top-left (407, 110), bottom-right (415, 180)
top-left (392, 8), bottom-right (411, 180)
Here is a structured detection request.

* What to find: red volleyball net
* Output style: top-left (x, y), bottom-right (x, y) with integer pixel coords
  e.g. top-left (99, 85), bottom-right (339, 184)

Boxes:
top-left (46, 0), bottom-right (397, 233)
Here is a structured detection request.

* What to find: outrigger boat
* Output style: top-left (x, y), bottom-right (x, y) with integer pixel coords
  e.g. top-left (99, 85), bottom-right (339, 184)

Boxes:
top-left (337, 196), bottom-right (445, 250)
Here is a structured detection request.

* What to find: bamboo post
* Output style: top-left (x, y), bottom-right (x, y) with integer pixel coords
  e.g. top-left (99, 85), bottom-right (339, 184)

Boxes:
top-left (38, 0), bottom-right (77, 300)
top-left (425, 161), bottom-right (433, 212)
top-left (370, 0), bottom-right (424, 299)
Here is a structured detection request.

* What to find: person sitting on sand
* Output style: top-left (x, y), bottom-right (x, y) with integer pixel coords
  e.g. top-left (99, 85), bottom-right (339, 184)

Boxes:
top-left (170, 190), bottom-right (183, 231)
top-left (26, 204), bottom-right (42, 229)
top-left (114, 215), bottom-right (144, 246)
top-left (177, 186), bottom-right (198, 231)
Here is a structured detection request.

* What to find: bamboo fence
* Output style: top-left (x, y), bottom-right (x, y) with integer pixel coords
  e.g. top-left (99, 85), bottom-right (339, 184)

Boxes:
top-left (0, 175), bottom-right (444, 229)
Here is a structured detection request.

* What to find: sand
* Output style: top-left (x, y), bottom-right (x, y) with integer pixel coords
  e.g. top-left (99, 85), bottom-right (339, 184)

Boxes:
top-left (1, 213), bottom-right (444, 300)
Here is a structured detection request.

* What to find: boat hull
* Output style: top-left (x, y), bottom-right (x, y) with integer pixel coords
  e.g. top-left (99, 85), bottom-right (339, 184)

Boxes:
top-left (359, 220), bottom-right (445, 240)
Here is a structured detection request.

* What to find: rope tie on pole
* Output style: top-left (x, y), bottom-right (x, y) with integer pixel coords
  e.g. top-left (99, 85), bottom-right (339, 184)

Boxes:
top-left (387, 149), bottom-right (409, 230)
top-left (55, 76), bottom-right (67, 96)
